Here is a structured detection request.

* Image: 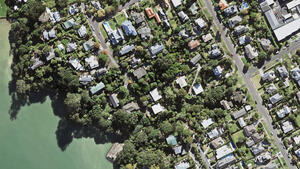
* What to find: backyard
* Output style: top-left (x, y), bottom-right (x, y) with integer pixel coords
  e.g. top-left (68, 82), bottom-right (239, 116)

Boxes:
top-left (0, 0), bottom-right (7, 17)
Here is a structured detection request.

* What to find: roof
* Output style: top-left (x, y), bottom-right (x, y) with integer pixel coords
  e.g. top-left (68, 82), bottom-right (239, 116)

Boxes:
top-left (244, 124), bottom-right (256, 137)
top-left (202, 33), bottom-right (212, 42)
top-left (238, 35), bottom-right (251, 45)
top-left (231, 108), bottom-right (247, 119)
top-left (228, 15), bottom-right (242, 28)
top-left (109, 94), bottom-right (120, 108)
top-left (166, 135), bottom-right (177, 145)
top-left (171, 0), bottom-right (182, 8)
top-left (108, 28), bottom-right (124, 45)
top-left (251, 144), bottom-right (265, 155)
top-left (178, 11), bottom-right (189, 22)
top-left (190, 54), bottom-right (201, 65)
top-left (145, 8), bottom-right (155, 18)
top-left (262, 70), bottom-right (275, 81)
top-left (175, 162), bottom-right (190, 169)
top-left (273, 18), bottom-right (300, 41)
top-left (224, 5), bottom-right (238, 16)
top-left (152, 103), bottom-right (164, 114)
top-left (296, 148), bottom-right (300, 158)
top-left (150, 88), bottom-right (162, 101)
top-left (120, 44), bottom-right (135, 55)
top-left (216, 155), bottom-right (236, 169)
top-left (131, 12), bottom-right (144, 24)
top-left (122, 102), bottom-right (140, 113)
top-left (269, 93), bottom-right (283, 104)
top-left (66, 43), bottom-right (78, 53)
top-left (211, 137), bottom-right (224, 149)
top-left (79, 74), bottom-right (94, 85)
top-left (276, 66), bottom-right (289, 78)
top-left (195, 18), bottom-right (206, 28)
top-left (216, 145), bottom-right (233, 160)
top-left (213, 66), bottom-right (223, 77)
top-left (91, 1), bottom-right (102, 10)
top-left (188, 40), bottom-right (200, 50)
top-left (46, 49), bottom-right (55, 61)
top-left (175, 76), bottom-right (187, 88)
top-left (122, 20), bottom-right (137, 36)
top-left (85, 55), bottom-right (99, 69)
top-left (83, 40), bottom-right (95, 52)
top-left (276, 106), bottom-right (291, 119)
top-left (189, 3), bottom-right (198, 15)
top-left (220, 100), bottom-right (233, 110)
top-left (237, 117), bottom-right (246, 128)
top-left (245, 44), bottom-right (258, 60)
top-left (173, 145), bottom-right (182, 155)
top-left (133, 67), bottom-right (147, 79)
top-left (57, 44), bottom-right (64, 51)
top-left (30, 57), bottom-right (44, 70)
top-left (282, 121), bottom-right (294, 133)
top-left (69, 58), bottom-right (84, 71)
top-left (293, 135), bottom-right (300, 144)
top-left (77, 25), bottom-right (87, 37)
top-left (265, 10), bottom-right (280, 30)
top-left (106, 143), bottom-right (124, 162)
top-left (219, 0), bottom-right (229, 10)
top-left (201, 118), bottom-right (214, 128)
top-left (138, 26), bottom-right (151, 40)
top-left (287, 0), bottom-right (300, 9)
top-left (207, 128), bottom-right (219, 139)
top-left (193, 83), bottom-right (204, 95)
top-left (90, 82), bottom-right (105, 95)
top-left (149, 44), bottom-right (164, 56)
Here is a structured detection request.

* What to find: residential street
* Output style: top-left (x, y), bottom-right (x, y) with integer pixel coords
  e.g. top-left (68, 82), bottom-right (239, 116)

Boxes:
top-left (203, 0), bottom-right (296, 168)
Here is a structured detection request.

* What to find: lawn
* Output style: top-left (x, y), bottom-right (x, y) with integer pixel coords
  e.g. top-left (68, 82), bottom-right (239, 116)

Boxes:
top-left (295, 115), bottom-right (300, 128)
top-left (231, 130), bottom-right (246, 146)
top-left (0, 0), bottom-right (7, 17)
top-left (251, 73), bottom-right (262, 90)
top-left (108, 20), bottom-right (117, 30)
top-left (198, 0), bottom-right (205, 7)
top-left (221, 39), bottom-right (231, 56)
top-left (99, 23), bottom-right (108, 39)
top-left (228, 122), bottom-right (239, 134)
top-left (115, 11), bottom-right (127, 26)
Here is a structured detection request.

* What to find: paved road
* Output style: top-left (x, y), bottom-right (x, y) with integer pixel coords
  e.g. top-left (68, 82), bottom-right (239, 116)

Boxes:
top-left (196, 143), bottom-right (212, 169)
top-left (203, 0), bottom-right (296, 168)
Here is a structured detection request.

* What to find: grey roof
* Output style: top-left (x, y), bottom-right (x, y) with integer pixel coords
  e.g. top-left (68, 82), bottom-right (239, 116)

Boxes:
top-left (251, 144), bottom-right (265, 155)
top-left (79, 74), bottom-right (94, 85)
top-left (138, 26), bottom-right (151, 40)
top-left (43, 30), bottom-right (49, 40)
top-left (85, 55), bottom-right (99, 69)
top-left (149, 44), bottom-right (164, 56)
top-left (120, 44), bottom-right (135, 55)
top-left (238, 35), bottom-right (251, 45)
top-left (30, 57), bottom-right (44, 70)
top-left (231, 108), bottom-right (247, 119)
top-left (69, 58), bottom-right (84, 71)
top-left (224, 5), bottom-right (238, 16)
top-left (66, 43), bottom-right (78, 53)
top-left (173, 145), bottom-right (182, 155)
top-left (269, 93), bottom-right (283, 104)
top-left (260, 38), bottom-right (272, 51)
top-left (244, 124), bottom-right (256, 137)
top-left (83, 40), bottom-right (95, 52)
top-left (216, 155), bottom-right (236, 169)
top-left (91, 1), bottom-right (102, 10)
top-left (175, 162), bottom-right (190, 169)
top-left (260, 1), bottom-right (271, 12)
top-left (207, 128), bottom-right (219, 139)
top-left (234, 25), bottom-right (249, 36)
top-left (122, 102), bottom-right (139, 113)
top-left (265, 10), bottom-right (280, 30)
top-left (108, 28), bottom-right (124, 45)
top-left (69, 4), bottom-right (79, 15)
top-left (109, 94), bottom-right (120, 108)
top-left (178, 11), bottom-right (189, 22)
top-left (190, 54), bottom-right (202, 66)
top-left (63, 18), bottom-right (77, 29)
top-left (46, 49), bottom-right (55, 61)
top-left (245, 44), bottom-right (258, 60)
top-left (122, 20), bottom-right (137, 36)
top-left (78, 25), bottom-right (87, 37)
top-left (237, 117), bottom-right (246, 128)
top-left (195, 18), bottom-right (206, 28)
top-left (131, 12), bottom-right (144, 24)
top-left (95, 68), bottom-right (108, 77)
top-left (276, 66), bottom-right (289, 78)
top-left (133, 67), bottom-right (147, 79)
top-left (210, 48), bottom-right (221, 58)
top-left (228, 15), bottom-right (242, 28)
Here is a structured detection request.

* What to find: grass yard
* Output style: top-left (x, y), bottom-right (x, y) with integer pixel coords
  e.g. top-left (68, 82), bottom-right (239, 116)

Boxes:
top-left (198, 0), bottom-right (205, 7)
top-left (108, 19), bottom-right (117, 30)
top-left (232, 130), bottom-right (246, 146)
top-left (221, 39), bottom-right (231, 56)
top-left (225, 114), bottom-right (232, 122)
top-left (99, 23), bottom-right (108, 39)
top-left (228, 123), bottom-right (239, 134)
top-left (0, 0), bottom-right (7, 17)
top-left (295, 115), bottom-right (300, 128)
top-left (115, 11), bottom-right (127, 26)
top-left (251, 73), bottom-right (262, 90)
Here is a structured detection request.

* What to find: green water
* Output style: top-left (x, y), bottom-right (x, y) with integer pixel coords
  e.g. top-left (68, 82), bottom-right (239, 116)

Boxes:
top-left (0, 20), bottom-right (113, 169)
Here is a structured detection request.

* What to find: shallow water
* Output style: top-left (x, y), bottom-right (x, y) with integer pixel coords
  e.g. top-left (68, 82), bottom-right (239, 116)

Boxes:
top-left (0, 20), bottom-right (113, 169)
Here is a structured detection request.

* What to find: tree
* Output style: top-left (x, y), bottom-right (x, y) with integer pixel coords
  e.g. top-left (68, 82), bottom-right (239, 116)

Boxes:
top-left (16, 79), bottom-right (29, 94)
top-left (159, 121), bottom-right (173, 135)
top-left (97, 9), bottom-right (106, 18)
top-left (104, 6), bottom-right (115, 16)
top-left (64, 93), bottom-right (81, 113)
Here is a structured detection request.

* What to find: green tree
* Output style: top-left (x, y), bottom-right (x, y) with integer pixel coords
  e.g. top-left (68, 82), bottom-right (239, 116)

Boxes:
top-left (64, 93), bottom-right (82, 113)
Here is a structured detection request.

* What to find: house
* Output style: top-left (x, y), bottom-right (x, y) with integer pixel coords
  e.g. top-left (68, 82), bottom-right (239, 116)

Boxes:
top-left (216, 145), bottom-right (233, 160)
top-left (211, 137), bottom-right (225, 149)
top-left (175, 162), bottom-right (190, 169)
top-left (166, 135), bottom-right (177, 146)
top-left (149, 44), bottom-right (164, 56)
top-left (189, 3), bottom-right (198, 15)
top-left (178, 11), bottom-right (189, 22)
top-left (30, 57), bottom-right (44, 70)
top-left (281, 121), bottom-right (294, 133)
top-left (131, 12), bottom-right (144, 24)
top-left (150, 88), bottom-right (162, 102)
top-left (171, 0), bottom-right (182, 8)
top-left (260, 38), bottom-right (272, 51)
top-left (43, 29), bottom-right (56, 41)
top-left (133, 67), bottom-right (147, 79)
top-left (122, 102), bottom-right (139, 113)
top-left (190, 54), bottom-right (201, 66)
top-left (176, 76), bottom-right (187, 88)
top-left (193, 83), bottom-right (204, 95)
top-left (120, 44), bottom-right (135, 55)
top-left (291, 67), bottom-right (300, 84)
top-left (83, 40), bottom-right (95, 52)
top-left (295, 148), bottom-right (300, 158)
top-left (69, 4), bottom-right (79, 15)
top-left (179, 29), bottom-right (189, 39)
top-left (213, 66), bottom-right (223, 77)
top-left (224, 5), bottom-right (238, 16)
top-left (130, 57), bottom-right (141, 67)
top-left (57, 44), bottom-right (64, 51)
top-left (154, 13), bottom-right (161, 23)
top-left (220, 100), bottom-right (233, 110)
top-left (77, 25), bottom-right (87, 38)
top-left (231, 108), bottom-right (247, 119)
top-left (201, 118), bottom-right (214, 129)
top-left (262, 70), bottom-right (276, 81)
top-left (267, 83), bottom-right (277, 94)
top-left (239, 1), bottom-right (249, 11)
top-left (219, 0), bottom-right (229, 10)
top-left (46, 49), bottom-right (55, 61)
top-left (256, 152), bottom-right (271, 164)
top-left (173, 145), bottom-right (182, 155)
top-left (69, 58), bottom-right (84, 71)
top-left (209, 47), bottom-right (222, 58)
top-left (195, 18), bottom-right (207, 29)
top-left (122, 20), bottom-right (137, 36)
top-left (269, 93), bottom-right (283, 104)
top-left (91, 1), bottom-right (102, 10)
top-left (238, 35), bottom-right (251, 45)
top-left (138, 26), bottom-right (151, 40)
top-left (202, 33), bottom-right (212, 42)
top-left (251, 144), bottom-right (265, 155)
top-left (94, 68), bottom-right (108, 77)
top-left (90, 82), bottom-right (105, 95)
top-left (66, 43), bottom-right (78, 53)
top-left (237, 117), bottom-right (247, 128)
top-left (62, 18), bottom-right (77, 29)
top-left (109, 94), bottom-right (120, 108)
top-left (232, 91), bottom-right (246, 104)
top-left (79, 74), bottom-right (94, 85)
top-left (276, 105), bottom-right (291, 119)
top-left (244, 124), bottom-right (256, 137)
top-left (188, 40), bottom-right (200, 50)
top-left (228, 15), bottom-right (242, 28)
top-left (106, 143), bottom-right (124, 162)
top-left (145, 8), bottom-right (155, 18)
top-left (246, 138), bottom-right (255, 147)
top-left (85, 55), bottom-right (99, 69)
top-left (207, 128), bottom-right (220, 139)
top-left (297, 91), bottom-right (300, 102)
top-left (245, 44), bottom-right (258, 60)
top-left (252, 133), bottom-right (263, 143)
top-left (276, 66), bottom-right (289, 79)
top-left (284, 79), bottom-right (290, 88)
top-left (52, 11), bottom-right (61, 22)
top-left (103, 22), bottom-right (125, 45)
top-left (234, 25), bottom-right (250, 36)
top-left (216, 155), bottom-right (236, 169)
top-left (293, 135), bottom-right (300, 144)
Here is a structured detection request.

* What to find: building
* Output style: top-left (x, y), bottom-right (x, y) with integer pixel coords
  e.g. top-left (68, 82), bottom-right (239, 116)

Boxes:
top-left (106, 143), bottom-right (124, 162)
top-left (188, 40), bottom-right (200, 50)
top-left (91, 1), bottom-right (102, 10)
top-left (69, 4), bottom-right (79, 15)
top-left (149, 44), bottom-right (164, 56)
top-left (130, 57), bottom-right (141, 68)
top-left (295, 148), bottom-right (300, 158)
top-left (57, 44), bottom-right (64, 51)
top-left (175, 162), bottom-right (190, 169)
top-left (234, 25), bottom-right (250, 36)
top-left (150, 88), bottom-right (162, 102)
top-left (262, 70), bottom-right (276, 81)
top-left (252, 133), bottom-right (263, 143)
top-left (237, 117), bottom-right (247, 128)
top-left (251, 144), bottom-right (265, 155)
top-left (90, 82), bottom-right (105, 95)
top-left (293, 135), bottom-right (300, 144)
top-left (173, 145), bottom-right (183, 155)
top-left (267, 83), bottom-right (277, 94)
top-left (193, 83), bottom-right (204, 95)
top-left (297, 91), bottom-right (300, 103)
top-left (245, 44), bottom-right (258, 60)
top-left (133, 67), bottom-right (147, 79)
top-left (122, 20), bottom-right (137, 36)
top-left (190, 54), bottom-right (201, 66)
top-left (210, 48), bottom-right (222, 58)
top-left (95, 68), bottom-right (108, 77)
top-left (30, 57), bottom-right (44, 70)
top-left (69, 58), bottom-right (84, 71)
top-left (246, 138), bottom-right (255, 147)
top-left (145, 7), bottom-right (155, 18)
top-left (276, 106), bottom-right (291, 119)
top-left (228, 15), bottom-right (242, 28)
top-left (77, 25), bottom-right (87, 38)
top-left (238, 35), bottom-right (251, 45)
top-left (216, 155), bottom-right (236, 169)
top-left (189, 3), bottom-right (198, 15)
top-left (179, 29), bottom-right (189, 39)
top-left (276, 66), bottom-right (289, 79)
top-left (264, 10), bottom-right (281, 30)
top-left (176, 76), bottom-right (187, 88)
top-left (120, 44), bottom-right (135, 56)
top-left (109, 94), bottom-right (120, 108)
top-left (138, 26), bottom-right (151, 40)
top-left (108, 28), bottom-right (125, 45)
top-left (83, 40), bottom-right (95, 52)
top-left (260, 38), bottom-right (272, 51)
top-left (79, 74), bottom-right (94, 85)
top-left (62, 18), bottom-right (77, 29)
top-left (232, 91), bottom-right (245, 104)
top-left (131, 12), bottom-right (144, 24)
top-left (256, 152), bottom-right (271, 164)
top-left (281, 121), bottom-right (294, 133)
top-left (66, 43), bottom-right (78, 53)
top-left (269, 93), bottom-right (283, 104)
top-left (211, 137), bottom-right (225, 149)
top-left (202, 33), bottom-right (212, 42)
top-left (171, 0), bottom-right (182, 8)
top-left (166, 135), bottom-right (177, 145)
top-left (224, 5), bottom-right (238, 16)
top-left (201, 118), bottom-right (214, 129)
top-left (178, 11), bottom-right (189, 22)
top-left (213, 66), bottom-right (223, 77)
top-left (244, 124), bottom-right (256, 137)
top-left (220, 100), bottom-right (233, 110)
top-left (85, 55), bottom-right (99, 69)
top-left (231, 108), bottom-right (247, 119)
top-left (43, 29), bottom-right (56, 41)
top-left (195, 18), bottom-right (206, 29)
top-left (216, 145), bottom-right (233, 160)
top-left (46, 49), bottom-right (55, 61)
top-left (122, 102), bottom-right (139, 113)
top-left (291, 68), bottom-right (300, 85)
top-left (207, 128), bottom-right (220, 139)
